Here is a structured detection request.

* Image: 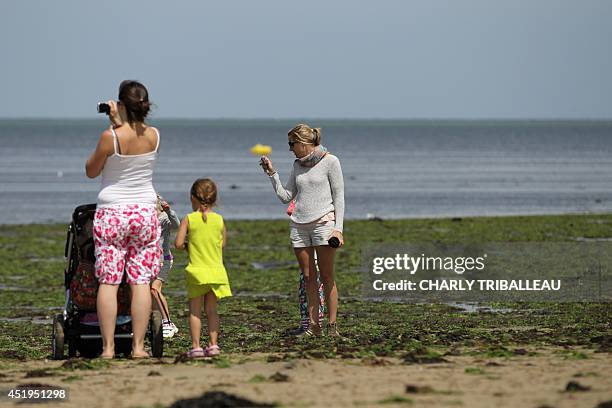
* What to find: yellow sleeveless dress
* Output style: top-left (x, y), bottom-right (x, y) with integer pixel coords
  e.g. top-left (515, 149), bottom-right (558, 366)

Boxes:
top-left (185, 211), bottom-right (232, 299)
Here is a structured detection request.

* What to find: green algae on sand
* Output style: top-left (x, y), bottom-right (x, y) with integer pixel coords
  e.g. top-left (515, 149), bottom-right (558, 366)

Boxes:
top-left (0, 215), bottom-right (611, 361)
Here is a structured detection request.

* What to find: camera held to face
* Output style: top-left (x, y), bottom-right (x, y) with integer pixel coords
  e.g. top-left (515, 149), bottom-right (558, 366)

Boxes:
top-left (97, 102), bottom-right (110, 115)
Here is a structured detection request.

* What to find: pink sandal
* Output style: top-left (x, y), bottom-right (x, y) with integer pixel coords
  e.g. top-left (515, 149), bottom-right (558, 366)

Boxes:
top-left (204, 345), bottom-right (221, 357)
top-left (186, 347), bottom-right (206, 359)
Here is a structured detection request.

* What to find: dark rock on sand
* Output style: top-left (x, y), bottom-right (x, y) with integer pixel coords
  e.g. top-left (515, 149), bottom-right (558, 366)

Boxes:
top-left (405, 384), bottom-right (434, 394)
top-left (402, 352), bottom-right (448, 364)
top-left (564, 381), bottom-right (591, 392)
top-left (168, 391), bottom-right (275, 407)
top-left (269, 372), bottom-right (290, 382)
top-left (590, 335), bottom-right (612, 352)
top-left (24, 369), bottom-right (58, 378)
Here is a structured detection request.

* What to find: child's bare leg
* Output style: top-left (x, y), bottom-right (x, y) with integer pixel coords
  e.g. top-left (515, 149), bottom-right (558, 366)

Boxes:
top-left (204, 291), bottom-right (219, 346)
top-left (97, 284), bottom-right (119, 358)
top-left (130, 283), bottom-right (152, 357)
top-left (151, 279), bottom-right (170, 321)
top-left (189, 296), bottom-right (203, 349)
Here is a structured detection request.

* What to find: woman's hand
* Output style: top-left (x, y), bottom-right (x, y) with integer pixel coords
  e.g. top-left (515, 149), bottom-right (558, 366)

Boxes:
top-left (259, 155), bottom-right (276, 176)
top-left (330, 230), bottom-right (344, 247)
top-left (160, 199), bottom-right (170, 212)
top-left (108, 100), bottom-right (123, 128)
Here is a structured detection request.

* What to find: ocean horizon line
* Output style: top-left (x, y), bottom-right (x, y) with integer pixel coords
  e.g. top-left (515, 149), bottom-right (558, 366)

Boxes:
top-left (0, 116), bottom-right (612, 128)
top-left (1, 117), bottom-right (612, 125)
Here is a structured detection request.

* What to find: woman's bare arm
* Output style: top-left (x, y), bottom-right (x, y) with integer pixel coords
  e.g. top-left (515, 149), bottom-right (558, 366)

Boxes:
top-left (85, 130), bottom-right (114, 178)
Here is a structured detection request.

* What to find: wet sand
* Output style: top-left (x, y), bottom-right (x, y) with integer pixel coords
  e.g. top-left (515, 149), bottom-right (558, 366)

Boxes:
top-left (1, 349), bottom-right (611, 408)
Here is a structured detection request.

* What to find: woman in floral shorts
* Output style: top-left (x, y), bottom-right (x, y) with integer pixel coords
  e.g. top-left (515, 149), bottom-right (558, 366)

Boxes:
top-left (86, 80), bottom-right (161, 359)
top-left (93, 205), bottom-right (160, 286)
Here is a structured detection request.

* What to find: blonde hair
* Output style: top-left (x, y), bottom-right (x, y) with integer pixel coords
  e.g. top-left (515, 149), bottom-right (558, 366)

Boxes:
top-left (288, 123), bottom-right (321, 146)
top-left (190, 178), bottom-right (218, 221)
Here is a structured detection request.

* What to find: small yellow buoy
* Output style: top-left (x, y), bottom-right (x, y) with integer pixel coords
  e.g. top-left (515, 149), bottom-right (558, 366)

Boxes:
top-left (250, 144), bottom-right (272, 156)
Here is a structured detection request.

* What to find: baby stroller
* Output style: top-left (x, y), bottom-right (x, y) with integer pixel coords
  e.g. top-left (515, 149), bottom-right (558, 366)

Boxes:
top-left (51, 204), bottom-right (163, 359)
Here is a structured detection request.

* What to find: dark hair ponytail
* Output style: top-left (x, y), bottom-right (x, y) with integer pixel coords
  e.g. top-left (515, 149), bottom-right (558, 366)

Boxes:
top-left (118, 80), bottom-right (151, 124)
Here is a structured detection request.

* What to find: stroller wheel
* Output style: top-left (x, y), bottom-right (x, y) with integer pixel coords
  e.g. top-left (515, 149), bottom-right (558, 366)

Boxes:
top-left (150, 310), bottom-right (163, 358)
top-left (52, 314), bottom-right (65, 360)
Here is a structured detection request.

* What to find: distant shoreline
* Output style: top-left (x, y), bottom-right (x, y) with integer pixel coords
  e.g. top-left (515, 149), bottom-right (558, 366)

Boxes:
top-left (1, 118), bottom-right (612, 126)
top-left (1, 211), bottom-right (611, 227)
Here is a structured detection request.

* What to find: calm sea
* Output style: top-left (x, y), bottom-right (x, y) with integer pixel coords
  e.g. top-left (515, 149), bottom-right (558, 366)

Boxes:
top-left (1, 119), bottom-right (611, 225)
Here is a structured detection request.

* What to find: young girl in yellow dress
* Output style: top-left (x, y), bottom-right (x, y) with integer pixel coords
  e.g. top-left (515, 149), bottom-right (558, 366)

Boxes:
top-left (175, 178), bottom-right (232, 358)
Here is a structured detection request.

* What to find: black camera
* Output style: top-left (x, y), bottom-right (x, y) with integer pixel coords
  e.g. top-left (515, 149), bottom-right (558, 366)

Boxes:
top-left (328, 236), bottom-right (340, 248)
top-left (97, 102), bottom-right (110, 114)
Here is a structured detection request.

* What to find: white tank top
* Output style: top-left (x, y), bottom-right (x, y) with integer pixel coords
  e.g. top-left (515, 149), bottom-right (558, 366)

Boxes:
top-left (96, 128), bottom-right (160, 208)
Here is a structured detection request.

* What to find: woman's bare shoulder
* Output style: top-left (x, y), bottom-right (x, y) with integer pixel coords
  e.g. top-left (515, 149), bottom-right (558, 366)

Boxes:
top-left (100, 128), bottom-right (114, 139)
top-left (98, 129), bottom-right (115, 150)
top-left (147, 126), bottom-right (159, 135)
top-left (144, 126), bottom-right (160, 148)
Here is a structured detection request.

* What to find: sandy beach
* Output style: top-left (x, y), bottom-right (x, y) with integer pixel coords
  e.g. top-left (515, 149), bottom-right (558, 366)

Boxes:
top-left (1, 217), bottom-right (611, 407)
top-left (1, 349), bottom-right (611, 407)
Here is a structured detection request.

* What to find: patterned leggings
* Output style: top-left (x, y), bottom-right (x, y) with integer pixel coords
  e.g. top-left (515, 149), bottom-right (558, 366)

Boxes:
top-left (298, 270), bottom-right (326, 329)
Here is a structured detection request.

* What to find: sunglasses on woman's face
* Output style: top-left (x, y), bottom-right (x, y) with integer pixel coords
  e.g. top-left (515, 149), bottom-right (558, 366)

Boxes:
top-left (288, 141), bottom-right (296, 147)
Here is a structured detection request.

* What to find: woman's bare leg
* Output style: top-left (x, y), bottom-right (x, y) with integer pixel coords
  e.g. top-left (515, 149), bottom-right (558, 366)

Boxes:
top-left (130, 283), bottom-right (152, 357)
top-left (97, 284), bottom-right (119, 358)
top-left (315, 246), bottom-right (338, 323)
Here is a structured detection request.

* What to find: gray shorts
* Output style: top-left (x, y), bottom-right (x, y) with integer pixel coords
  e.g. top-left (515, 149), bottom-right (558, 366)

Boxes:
top-left (290, 220), bottom-right (336, 248)
top-left (156, 258), bottom-right (173, 283)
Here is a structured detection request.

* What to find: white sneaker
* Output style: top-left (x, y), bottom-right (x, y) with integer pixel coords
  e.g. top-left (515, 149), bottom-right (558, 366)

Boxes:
top-left (170, 321), bottom-right (179, 335)
top-left (163, 322), bottom-right (176, 338)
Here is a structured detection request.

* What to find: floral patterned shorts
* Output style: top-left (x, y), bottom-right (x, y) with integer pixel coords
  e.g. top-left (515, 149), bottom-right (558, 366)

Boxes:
top-left (93, 204), bottom-right (161, 285)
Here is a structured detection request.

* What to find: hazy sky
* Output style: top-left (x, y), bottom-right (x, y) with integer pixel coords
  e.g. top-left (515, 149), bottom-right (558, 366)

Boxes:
top-left (1, 1), bottom-right (611, 119)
